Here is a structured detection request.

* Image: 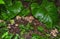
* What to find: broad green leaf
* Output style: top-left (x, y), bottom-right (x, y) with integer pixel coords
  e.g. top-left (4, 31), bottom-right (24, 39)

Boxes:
top-left (0, 1), bottom-right (23, 20)
top-left (0, 0), bottom-right (5, 4)
top-left (7, 1), bottom-right (23, 13)
top-left (31, 3), bottom-right (39, 10)
top-left (31, 2), bottom-right (59, 29)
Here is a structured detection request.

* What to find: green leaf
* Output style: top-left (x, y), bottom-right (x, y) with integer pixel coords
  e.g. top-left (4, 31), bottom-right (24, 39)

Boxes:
top-left (19, 24), bottom-right (25, 30)
top-left (0, 0), bottom-right (5, 4)
top-left (0, 11), bottom-right (9, 20)
top-left (31, 3), bottom-right (39, 10)
top-left (37, 26), bottom-right (44, 32)
top-left (31, 2), bottom-right (59, 29)
top-left (7, 1), bottom-right (23, 13)
top-left (0, 1), bottom-right (23, 20)
top-left (41, 0), bottom-right (48, 7)
top-left (2, 31), bottom-right (8, 38)
top-left (4, 0), bottom-right (12, 6)
top-left (32, 34), bottom-right (40, 39)
top-left (2, 32), bottom-right (14, 39)
top-left (5, 33), bottom-right (14, 39)
top-left (0, 22), bottom-right (7, 27)
top-left (32, 34), bottom-right (45, 39)
top-left (25, 23), bottom-right (33, 31)
top-left (19, 8), bottom-right (30, 16)
top-left (14, 34), bottom-right (19, 39)
top-left (0, 27), bottom-right (8, 38)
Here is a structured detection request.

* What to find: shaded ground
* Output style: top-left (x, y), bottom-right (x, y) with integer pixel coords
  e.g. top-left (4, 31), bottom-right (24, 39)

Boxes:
top-left (7, 0), bottom-right (60, 39)
top-left (0, 0), bottom-right (60, 39)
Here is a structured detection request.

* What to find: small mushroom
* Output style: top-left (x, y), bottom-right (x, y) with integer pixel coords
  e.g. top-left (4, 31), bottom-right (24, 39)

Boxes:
top-left (25, 16), bottom-right (34, 23)
top-left (16, 16), bottom-right (21, 20)
top-left (15, 24), bottom-right (19, 27)
top-left (7, 24), bottom-right (11, 29)
top-left (50, 28), bottom-right (58, 37)
top-left (0, 20), bottom-right (4, 23)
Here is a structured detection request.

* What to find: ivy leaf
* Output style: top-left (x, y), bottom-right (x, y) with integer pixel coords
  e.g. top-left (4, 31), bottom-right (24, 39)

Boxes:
top-left (31, 2), bottom-right (59, 29)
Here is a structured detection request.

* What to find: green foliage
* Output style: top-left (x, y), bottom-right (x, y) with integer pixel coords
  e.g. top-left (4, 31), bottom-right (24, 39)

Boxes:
top-left (19, 23), bottom-right (33, 31)
top-left (0, 0), bottom-right (60, 39)
top-left (0, 22), bottom-right (7, 27)
top-left (0, 28), bottom-right (8, 38)
top-left (0, 1), bottom-right (23, 20)
top-left (0, 22), bottom-right (8, 38)
top-left (14, 34), bottom-right (19, 39)
top-left (32, 34), bottom-right (40, 39)
top-left (19, 8), bottom-right (30, 16)
top-left (31, 1), bottom-right (59, 29)
top-left (0, 0), bottom-right (5, 4)
top-left (1, 31), bottom-right (20, 39)
top-left (4, 0), bottom-right (12, 6)
top-left (37, 26), bottom-right (44, 32)
top-left (19, 23), bottom-right (33, 37)
top-left (31, 34), bottom-right (46, 39)
top-left (2, 31), bottom-right (8, 38)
